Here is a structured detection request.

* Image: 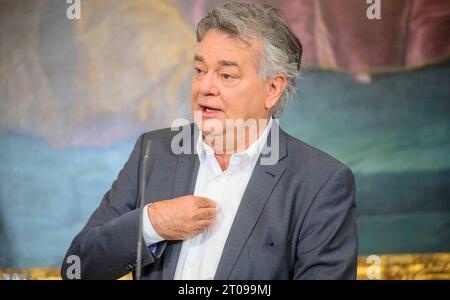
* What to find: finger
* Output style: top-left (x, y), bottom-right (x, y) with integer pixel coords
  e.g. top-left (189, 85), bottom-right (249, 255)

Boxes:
top-left (196, 207), bottom-right (217, 220)
top-left (195, 219), bottom-right (215, 230)
top-left (195, 196), bottom-right (217, 208)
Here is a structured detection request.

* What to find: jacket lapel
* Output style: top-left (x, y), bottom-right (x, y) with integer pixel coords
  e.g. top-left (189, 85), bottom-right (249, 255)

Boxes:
top-left (214, 123), bottom-right (288, 279)
top-left (162, 125), bottom-right (200, 280)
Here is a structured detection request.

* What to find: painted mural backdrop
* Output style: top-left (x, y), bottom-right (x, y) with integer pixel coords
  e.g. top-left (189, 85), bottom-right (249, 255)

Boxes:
top-left (0, 0), bottom-right (449, 268)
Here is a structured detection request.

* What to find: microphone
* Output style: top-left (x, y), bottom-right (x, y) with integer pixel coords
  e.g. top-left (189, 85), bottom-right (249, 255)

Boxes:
top-left (135, 138), bottom-right (152, 280)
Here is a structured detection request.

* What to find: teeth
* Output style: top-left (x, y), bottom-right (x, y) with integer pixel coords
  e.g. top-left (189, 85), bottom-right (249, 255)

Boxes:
top-left (205, 107), bottom-right (218, 112)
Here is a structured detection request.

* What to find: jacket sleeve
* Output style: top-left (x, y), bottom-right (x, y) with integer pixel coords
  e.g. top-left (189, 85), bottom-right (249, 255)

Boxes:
top-left (294, 164), bottom-right (358, 280)
top-left (60, 133), bottom-right (160, 280)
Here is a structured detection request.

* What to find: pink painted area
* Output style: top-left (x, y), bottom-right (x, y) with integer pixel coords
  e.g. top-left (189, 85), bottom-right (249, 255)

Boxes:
top-left (183, 0), bottom-right (450, 73)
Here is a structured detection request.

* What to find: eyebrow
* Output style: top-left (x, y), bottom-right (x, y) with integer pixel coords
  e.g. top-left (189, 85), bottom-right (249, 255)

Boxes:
top-left (194, 55), bottom-right (204, 62)
top-left (193, 55), bottom-right (239, 68)
top-left (218, 60), bottom-right (239, 67)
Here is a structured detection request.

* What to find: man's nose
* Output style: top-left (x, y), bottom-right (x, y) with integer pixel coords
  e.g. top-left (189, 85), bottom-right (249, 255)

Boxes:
top-left (199, 73), bottom-right (219, 96)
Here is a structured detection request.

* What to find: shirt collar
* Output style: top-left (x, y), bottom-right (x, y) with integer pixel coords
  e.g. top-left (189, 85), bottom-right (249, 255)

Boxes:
top-left (196, 118), bottom-right (273, 166)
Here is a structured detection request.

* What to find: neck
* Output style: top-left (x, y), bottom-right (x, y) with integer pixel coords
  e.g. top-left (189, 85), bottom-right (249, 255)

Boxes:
top-left (203, 117), bottom-right (271, 171)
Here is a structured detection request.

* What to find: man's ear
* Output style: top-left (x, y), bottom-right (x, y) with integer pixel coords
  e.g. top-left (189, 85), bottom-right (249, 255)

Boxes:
top-left (265, 74), bottom-right (286, 110)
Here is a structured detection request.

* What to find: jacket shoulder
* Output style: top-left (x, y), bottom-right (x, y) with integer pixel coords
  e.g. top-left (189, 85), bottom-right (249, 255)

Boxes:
top-left (283, 131), bottom-right (352, 177)
top-left (139, 123), bottom-right (194, 155)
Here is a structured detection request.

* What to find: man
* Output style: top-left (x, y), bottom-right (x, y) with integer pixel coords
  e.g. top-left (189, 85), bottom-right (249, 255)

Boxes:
top-left (61, 2), bottom-right (357, 280)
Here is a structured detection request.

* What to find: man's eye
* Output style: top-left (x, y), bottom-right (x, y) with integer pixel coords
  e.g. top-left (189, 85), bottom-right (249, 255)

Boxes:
top-left (221, 73), bottom-right (234, 80)
top-left (194, 68), bottom-right (205, 75)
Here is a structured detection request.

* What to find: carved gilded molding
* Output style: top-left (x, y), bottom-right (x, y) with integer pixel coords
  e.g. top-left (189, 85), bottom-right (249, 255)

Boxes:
top-left (357, 253), bottom-right (450, 280)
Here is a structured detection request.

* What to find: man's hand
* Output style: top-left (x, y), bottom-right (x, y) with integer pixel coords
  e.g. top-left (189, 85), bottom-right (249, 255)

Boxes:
top-left (147, 195), bottom-right (217, 240)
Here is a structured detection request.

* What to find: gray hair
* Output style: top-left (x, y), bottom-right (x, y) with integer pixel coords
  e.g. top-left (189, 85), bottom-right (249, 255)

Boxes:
top-left (196, 2), bottom-right (302, 117)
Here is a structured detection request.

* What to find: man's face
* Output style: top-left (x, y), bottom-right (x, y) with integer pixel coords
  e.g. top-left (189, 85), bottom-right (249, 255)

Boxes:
top-left (191, 29), bottom-right (270, 137)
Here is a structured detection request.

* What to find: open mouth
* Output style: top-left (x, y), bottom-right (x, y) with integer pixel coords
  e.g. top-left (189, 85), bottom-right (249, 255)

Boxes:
top-left (200, 104), bottom-right (222, 113)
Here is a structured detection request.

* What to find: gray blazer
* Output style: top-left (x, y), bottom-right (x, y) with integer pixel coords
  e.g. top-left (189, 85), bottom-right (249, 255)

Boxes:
top-left (61, 122), bottom-right (357, 280)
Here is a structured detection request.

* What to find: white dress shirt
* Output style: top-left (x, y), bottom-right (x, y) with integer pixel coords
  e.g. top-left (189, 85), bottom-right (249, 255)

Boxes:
top-left (142, 118), bottom-right (273, 279)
